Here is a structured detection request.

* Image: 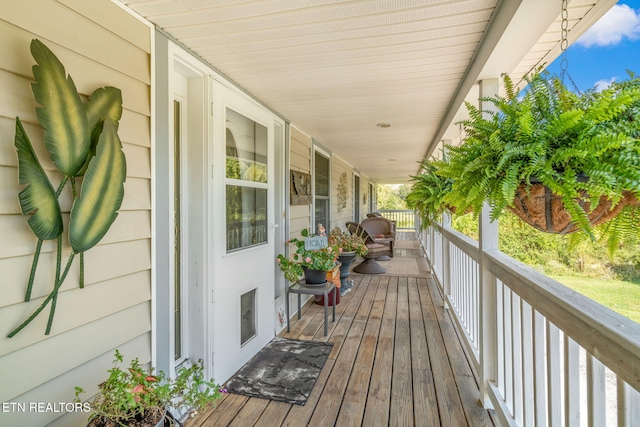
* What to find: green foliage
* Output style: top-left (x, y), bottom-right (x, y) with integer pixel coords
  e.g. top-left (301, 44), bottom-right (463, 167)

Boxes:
top-left (9, 39), bottom-right (126, 337)
top-left (376, 184), bottom-right (409, 210)
top-left (406, 159), bottom-right (456, 228)
top-left (328, 227), bottom-right (368, 257)
top-left (276, 228), bottom-right (339, 282)
top-left (440, 71), bottom-right (640, 251)
top-left (76, 350), bottom-right (223, 427)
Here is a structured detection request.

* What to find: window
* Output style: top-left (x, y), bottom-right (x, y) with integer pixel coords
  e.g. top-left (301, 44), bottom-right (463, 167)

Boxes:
top-left (314, 151), bottom-right (330, 232)
top-left (226, 109), bottom-right (268, 251)
top-left (173, 100), bottom-right (182, 361)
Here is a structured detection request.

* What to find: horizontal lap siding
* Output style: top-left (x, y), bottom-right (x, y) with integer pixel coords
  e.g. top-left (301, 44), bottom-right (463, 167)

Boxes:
top-left (0, 1), bottom-right (151, 426)
top-left (289, 126), bottom-right (312, 237)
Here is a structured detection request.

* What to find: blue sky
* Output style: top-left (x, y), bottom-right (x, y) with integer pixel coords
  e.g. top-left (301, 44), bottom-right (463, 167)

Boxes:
top-left (545, 0), bottom-right (640, 90)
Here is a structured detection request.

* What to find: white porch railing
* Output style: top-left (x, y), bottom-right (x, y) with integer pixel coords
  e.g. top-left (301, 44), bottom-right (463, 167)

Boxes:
top-left (376, 209), bottom-right (418, 230)
top-left (420, 219), bottom-right (640, 427)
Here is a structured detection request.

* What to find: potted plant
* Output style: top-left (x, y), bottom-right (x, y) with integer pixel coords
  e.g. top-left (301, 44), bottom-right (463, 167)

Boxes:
top-left (406, 158), bottom-right (465, 229)
top-left (75, 350), bottom-right (224, 427)
top-left (276, 227), bottom-right (339, 284)
top-left (328, 227), bottom-right (367, 281)
top-left (439, 70), bottom-right (640, 250)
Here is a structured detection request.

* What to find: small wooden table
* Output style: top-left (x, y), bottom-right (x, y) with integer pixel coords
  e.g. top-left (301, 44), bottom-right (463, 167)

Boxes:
top-left (285, 280), bottom-right (336, 336)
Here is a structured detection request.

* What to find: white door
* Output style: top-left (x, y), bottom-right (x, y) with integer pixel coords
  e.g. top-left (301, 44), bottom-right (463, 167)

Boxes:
top-left (211, 80), bottom-right (276, 382)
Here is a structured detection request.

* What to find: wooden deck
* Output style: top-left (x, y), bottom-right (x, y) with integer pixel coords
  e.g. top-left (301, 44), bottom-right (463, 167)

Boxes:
top-left (187, 232), bottom-right (495, 426)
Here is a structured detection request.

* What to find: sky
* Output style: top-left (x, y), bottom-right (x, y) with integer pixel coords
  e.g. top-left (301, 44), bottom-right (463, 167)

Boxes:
top-left (545, 0), bottom-right (640, 91)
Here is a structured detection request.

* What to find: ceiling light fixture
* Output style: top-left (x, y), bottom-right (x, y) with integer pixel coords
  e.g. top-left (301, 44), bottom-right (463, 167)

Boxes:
top-left (376, 123), bottom-right (391, 128)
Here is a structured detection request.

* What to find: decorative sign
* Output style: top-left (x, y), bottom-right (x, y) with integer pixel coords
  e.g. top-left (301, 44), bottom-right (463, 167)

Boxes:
top-left (304, 235), bottom-right (328, 250)
top-left (290, 170), bottom-right (312, 205)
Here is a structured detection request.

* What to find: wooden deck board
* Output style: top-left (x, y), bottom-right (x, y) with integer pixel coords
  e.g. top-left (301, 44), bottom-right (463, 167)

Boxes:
top-left (185, 232), bottom-right (494, 427)
top-left (390, 277), bottom-right (414, 427)
top-left (362, 276), bottom-right (396, 427)
top-left (408, 278), bottom-right (440, 425)
top-left (253, 401), bottom-right (291, 427)
top-left (334, 276), bottom-right (386, 427)
top-left (418, 276), bottom-right (469, 426)
top-left (228, 397), bottom-right (269, 427)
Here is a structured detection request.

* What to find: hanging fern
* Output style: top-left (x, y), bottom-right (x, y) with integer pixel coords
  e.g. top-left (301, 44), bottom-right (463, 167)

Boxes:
top-left (438, 71), bottom-right (640, 252)
top-left (406, 158), bottom-right (469, 228)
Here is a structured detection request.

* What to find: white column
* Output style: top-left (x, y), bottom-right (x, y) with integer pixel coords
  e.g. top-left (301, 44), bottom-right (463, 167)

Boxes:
top-left (478, 78), bottom-right (500, 407)
top-left (442, 211), bottom-right (451, 309)
top-left (441, 138), bottom-right (453, 308)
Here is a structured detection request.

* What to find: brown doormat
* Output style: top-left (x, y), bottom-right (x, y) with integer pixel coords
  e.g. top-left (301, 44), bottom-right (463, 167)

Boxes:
top-left (225, 337), bottom-right (333, 405)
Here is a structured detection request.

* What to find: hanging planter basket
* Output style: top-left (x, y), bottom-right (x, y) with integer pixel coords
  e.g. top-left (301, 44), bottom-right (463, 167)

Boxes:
top-left (508, 182), bottom-right (638, 234)
top-left (445, 204), bottom-right (472, 216)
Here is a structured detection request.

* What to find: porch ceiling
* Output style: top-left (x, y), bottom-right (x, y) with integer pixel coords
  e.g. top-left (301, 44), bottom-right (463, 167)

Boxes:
top-left (121, 0), bottom-right (615, 183)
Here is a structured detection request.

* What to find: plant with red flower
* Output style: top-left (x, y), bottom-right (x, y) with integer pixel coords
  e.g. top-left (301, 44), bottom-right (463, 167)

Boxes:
top-left (75, 350), bottom-right (223, 427)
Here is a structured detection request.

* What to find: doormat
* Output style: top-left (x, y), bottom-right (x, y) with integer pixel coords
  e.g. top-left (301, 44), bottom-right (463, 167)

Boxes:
top-left (225, 337), bottom-right (333, 405)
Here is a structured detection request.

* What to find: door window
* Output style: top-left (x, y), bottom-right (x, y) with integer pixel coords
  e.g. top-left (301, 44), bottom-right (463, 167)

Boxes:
top-left (314, 151), bottom-right (330, 231)
top-left (226, 109), bottom-right (268, 251)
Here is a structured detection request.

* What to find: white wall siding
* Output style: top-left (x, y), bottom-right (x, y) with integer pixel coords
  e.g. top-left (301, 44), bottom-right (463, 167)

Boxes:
top-left (0, 1), bottom-right (152, 425)
top-left (289, 126), bottom-right (312, 237)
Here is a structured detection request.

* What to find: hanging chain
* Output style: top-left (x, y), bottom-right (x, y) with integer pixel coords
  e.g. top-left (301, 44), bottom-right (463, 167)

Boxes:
top-left (559, 0), bottom-right (580, 92)
top-left (560, 0), bottom-right (569, 75)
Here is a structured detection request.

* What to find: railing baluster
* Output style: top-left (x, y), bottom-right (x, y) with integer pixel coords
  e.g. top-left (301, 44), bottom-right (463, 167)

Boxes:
top-left (512, 292), bottom-right (523, 426)
top-left (565, 336), bottom-right (581, 427)
top-left (587, 353), bottom-right (607, 427)
top-left (503, 283), bottom-right (513, 409)
top-left (547, 322), bottom-right (561, 426)
top-left (497, 280), bottom-right (505, 397)
top-left (522, 300), bottom-right (535, 427)
top-left (618, 378), bottom-right (640, 427)
top-left (533, 310), bottom-right (547, 427)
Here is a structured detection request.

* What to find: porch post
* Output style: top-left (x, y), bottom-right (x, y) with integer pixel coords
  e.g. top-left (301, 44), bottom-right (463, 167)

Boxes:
top-left (441, 139), bottom-right (452, 308)
top-left (441, 211), bottom-right (451, 309)
top-left (478, 78), bottom-right (500, 407)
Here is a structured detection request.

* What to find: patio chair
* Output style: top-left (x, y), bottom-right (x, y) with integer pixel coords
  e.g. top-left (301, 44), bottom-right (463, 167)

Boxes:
top-left (361, 217), bottom-right (395, 258)
top-left (346, 221), bottom-right (392, 274)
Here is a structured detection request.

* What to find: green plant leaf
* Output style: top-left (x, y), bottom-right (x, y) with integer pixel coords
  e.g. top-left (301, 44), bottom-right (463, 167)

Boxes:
top-left (77, 87), bottom-right (123, 176)
top-left (69, 120), bottom-right (126, 253)
top-left (14, 117), bottom-right (63, 240)
top-left (30, 39), bottom-right (90, 177)
top-left (85, 86), bottom-right (123, 130)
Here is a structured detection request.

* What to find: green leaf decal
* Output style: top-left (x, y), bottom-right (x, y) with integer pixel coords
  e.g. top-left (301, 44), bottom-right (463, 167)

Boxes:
top-left (86, 86), bottom-right (122, 131)
top-left (14, 117), bottom-right (63, 240)
top-left (69, 120), bottom-right (126, 253)
top-left (30, 39), bottom-right (90, 176)
top-left (79, 87), bottom-right (122, 175)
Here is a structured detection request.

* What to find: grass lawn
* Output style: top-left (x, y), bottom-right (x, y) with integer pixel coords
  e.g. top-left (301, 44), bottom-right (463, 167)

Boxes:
top-left (550, 275), bottom-right (640, 324)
